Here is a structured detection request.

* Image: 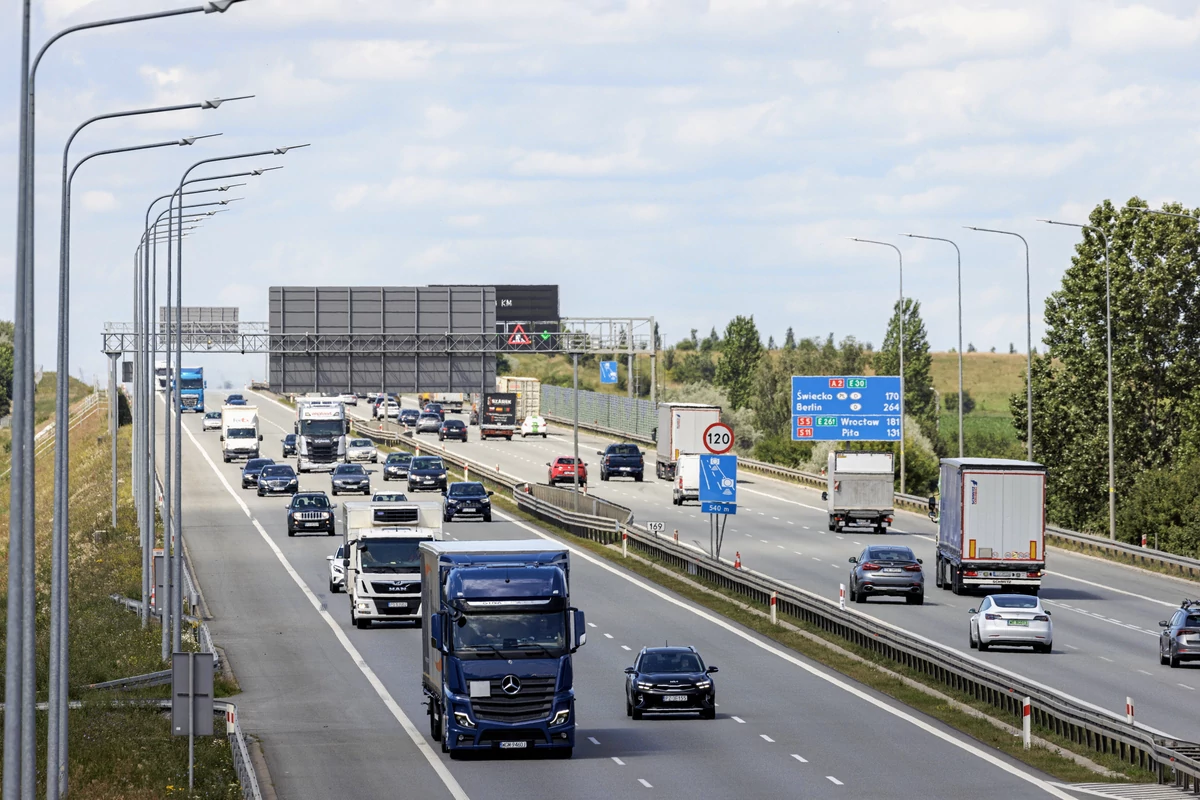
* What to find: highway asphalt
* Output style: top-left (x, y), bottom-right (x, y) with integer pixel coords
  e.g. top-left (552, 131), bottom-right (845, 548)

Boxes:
top-left (325, 393), bottom-right (1200, 742)
top-left (162, 390), bottom-right (1085, 799)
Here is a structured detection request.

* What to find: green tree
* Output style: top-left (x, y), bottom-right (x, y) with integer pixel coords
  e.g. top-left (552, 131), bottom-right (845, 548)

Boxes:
top-left (872, 299), bottom-right (937, 446)
top-left (944, 389), bottom-right (975, 415)
top-left (967, 342), bottom-right (977, 353)
top-left (0, 320), bottom-right (13, 418)
top-left (1017, 199), bottom-right (1200, 538)
top-left (767, 335), bottom-right (776, 350)
top-left (783, 327), bottom-right (796, 350)
top-left (671, 352), bottom-right (715, 384)
top-left (713, 315), bottom-right (763, 410)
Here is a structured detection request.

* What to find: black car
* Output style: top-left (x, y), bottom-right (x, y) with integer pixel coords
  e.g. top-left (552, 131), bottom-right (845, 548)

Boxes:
top-left (438, 419), bottom-right (468, 442)
top-left (286, 491), bottom-right (336, 536)
top-left (443, 481), bottom-right (493, 522)
top-left (226, 393), bottom-right (247, 406)
top-left (241, 457), bottom-right (275, 489)
top-left (257, 464), bottom-right (299, 496)
top-left (624, 646), bottom-right (717, 720)
top-left (398, 408), bottom-right (420, 427)
top-left (1160, 599), bottom-right (1200, 668)
top-left (423, 402), bottom-right (445, 419)
top-left (598, 443), bottom-right (645, 482)
top-left (281, 433), bottom-right (298, 457)
top-left (407, 455), bottom-right (448, 492)
top-left (382, 452), bottom-right (412, 481)
top-left (330, 463), bottom-right (371, 496)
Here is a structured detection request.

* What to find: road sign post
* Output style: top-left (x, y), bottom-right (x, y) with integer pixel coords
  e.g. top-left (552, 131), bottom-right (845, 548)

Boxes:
top-left (790, 376), bottom-right (902, 442)
top-left (698, 454), bottom-right (737, 557)
top-left (600, 360), bottom-right (619, 384)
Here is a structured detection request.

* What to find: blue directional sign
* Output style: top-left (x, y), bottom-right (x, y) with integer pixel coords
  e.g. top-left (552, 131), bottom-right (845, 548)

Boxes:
top-left (600, 361), bottom-right (619, 384)
top-left (790, 376), bottom-right (902, 443)
top-left (698, 454), bottom-right (737, 512)
top-left (701, 501), bottom-right (737, 515)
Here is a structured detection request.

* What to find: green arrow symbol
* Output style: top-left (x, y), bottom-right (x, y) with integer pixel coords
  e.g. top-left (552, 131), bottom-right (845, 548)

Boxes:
top-left (540, 330), bottom-right (551, 341)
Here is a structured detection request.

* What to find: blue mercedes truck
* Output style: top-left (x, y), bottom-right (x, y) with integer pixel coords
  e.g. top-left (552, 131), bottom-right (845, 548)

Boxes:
top-left (420, 540), bottom-right (586, 758)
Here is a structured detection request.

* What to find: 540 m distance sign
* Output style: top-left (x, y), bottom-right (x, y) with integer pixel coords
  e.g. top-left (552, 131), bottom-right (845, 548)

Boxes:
top-left (703, 422), bottom-right (734, 454)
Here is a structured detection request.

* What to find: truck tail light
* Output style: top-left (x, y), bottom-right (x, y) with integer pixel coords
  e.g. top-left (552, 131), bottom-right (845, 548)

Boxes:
top-left (1026, 571), bottom-right (1042, 578)
top-left (903, 564), bottom-right (922, 572)
top-left (860, 562), bottom-right (881, 571)
top-left (963, 570), bottom-right (978, 577)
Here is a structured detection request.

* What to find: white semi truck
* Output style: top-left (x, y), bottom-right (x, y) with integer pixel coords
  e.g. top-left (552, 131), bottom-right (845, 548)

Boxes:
top-left (931, 458), bottom-right (1048, 595)
top-left (822, 451), bottom-right (895, 533)
top-left (655, 402), bottom-right (721, 480)
top-left (342, 500), bottom-right (443, 629)
top-left (295, 398), bottom-right (347, 472)
top-left (220, 405), bottom-right (262, 462)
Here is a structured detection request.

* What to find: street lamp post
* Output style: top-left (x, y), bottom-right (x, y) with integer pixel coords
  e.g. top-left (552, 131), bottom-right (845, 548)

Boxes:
top-left (849, 238), bottom-right (905, 494)
top-left (1040, 219), bottom-right (1113, 540)
top-left (902, 234), bottom-right (964, 457)
top-left (965, 226), bottom-right (1033, 461)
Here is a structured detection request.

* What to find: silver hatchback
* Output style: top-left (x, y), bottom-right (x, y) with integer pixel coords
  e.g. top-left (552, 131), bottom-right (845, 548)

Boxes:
top-left (415, 413), bottom-right (442, 434)
top-left (848, 545), bottom-right (924, 605)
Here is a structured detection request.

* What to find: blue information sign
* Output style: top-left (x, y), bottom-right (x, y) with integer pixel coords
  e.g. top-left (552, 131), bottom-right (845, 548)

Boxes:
top-left (698, 454), bottom-right (737, 510)
top-left (790, 376), bottom-right (902, 442)
top-left (701, 501), bottom-right (737, 515)
top-left (600, 361), bottom-right (619, 384)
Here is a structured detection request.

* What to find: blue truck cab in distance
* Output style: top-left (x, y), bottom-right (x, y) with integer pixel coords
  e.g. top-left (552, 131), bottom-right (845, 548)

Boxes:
top-left (421, 540), bottom-right (586, 758)
top-left (176, 365), bottom-right (205, 413)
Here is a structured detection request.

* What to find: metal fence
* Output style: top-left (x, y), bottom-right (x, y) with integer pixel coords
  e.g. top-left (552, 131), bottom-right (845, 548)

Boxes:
top-left (541, 385), bottom-right (656, 441)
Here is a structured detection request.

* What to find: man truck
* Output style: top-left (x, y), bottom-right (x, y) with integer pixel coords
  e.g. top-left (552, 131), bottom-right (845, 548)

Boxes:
top-left (655, 402), bottom-right (721, 480)
top-left (295, 397), bottom-right (347, 472)
top-left (177, 365), bottom-right (205, 412)
top-left (421, 540), bottom-right (586, 759)
top-left (343, 500), bottom-right (443, 629)
top-left (822, 451), bottom-right (895, 533)
top-left (220, 405), bottom-right (262, 462)
top-left (931, 458), bottom-right (1047, 595)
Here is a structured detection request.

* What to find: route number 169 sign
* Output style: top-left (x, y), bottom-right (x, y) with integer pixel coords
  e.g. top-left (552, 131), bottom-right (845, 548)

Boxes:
top-left (703, 422), bottom-right (735, 455)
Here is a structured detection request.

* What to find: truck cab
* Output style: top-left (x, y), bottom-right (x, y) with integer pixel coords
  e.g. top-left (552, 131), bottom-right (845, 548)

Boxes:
top-left (177, 366), bottom-right (205, 412)
top-left (421, 540), bottom-right (586, 759)
top-left (295, 398), bottom-right (348, 472)
top-left (343, 500), bottom-right (443, 628)
top-left (220, 404), bottom-right (262, 462)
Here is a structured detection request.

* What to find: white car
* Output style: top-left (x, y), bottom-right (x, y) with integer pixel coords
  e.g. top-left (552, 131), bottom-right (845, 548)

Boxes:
top-left (371, 491), bottom-right (408, 502)
top-left (520, 415), bottom-right (548, 438)
top-left (202, 411), bottom-right (222, 432)
top-left (969, 594), bottom-right (1053, 653)
top-left (339, 393), bottom-right (358, 406)
top-left (326, 545), bottom-right (345, 593)
top-left (345, 438), bottom-right (378, 463)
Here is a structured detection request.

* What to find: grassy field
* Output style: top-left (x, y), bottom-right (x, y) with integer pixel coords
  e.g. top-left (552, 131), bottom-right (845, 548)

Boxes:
top-left (0, 372), bottom-right (93, 463)
top-left (930, 352), bottom-right (1027, 457)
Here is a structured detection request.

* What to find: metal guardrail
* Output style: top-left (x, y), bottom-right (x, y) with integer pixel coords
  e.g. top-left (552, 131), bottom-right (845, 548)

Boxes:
top-left (83, 669), bottom-right (172, 691)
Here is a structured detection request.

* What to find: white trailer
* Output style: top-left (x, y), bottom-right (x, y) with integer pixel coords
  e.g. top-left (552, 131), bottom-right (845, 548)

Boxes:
top-left (655, 403), bottom-right (721, 480)
top-left (220, 405), bottom-right (261, 462)
top-left (933, 458), bottom-right (1047, 595)
top-left (342, 500), bottom-right (443, 628)
top-left (823, 451), bottom-right (894, 533)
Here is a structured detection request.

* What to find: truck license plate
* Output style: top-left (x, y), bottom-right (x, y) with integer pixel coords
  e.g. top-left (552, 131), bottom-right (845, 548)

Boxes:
top-left (499, 741), bottom-right (527, 749)
top-left (983, 571), bottom-right (1018, 578)
top-left (387, 601), bottom-right (408, 608)
top-left (663, 694), bottom-right (689, 702)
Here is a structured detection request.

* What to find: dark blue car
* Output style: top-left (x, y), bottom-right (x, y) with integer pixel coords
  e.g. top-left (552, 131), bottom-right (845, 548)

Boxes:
top-left (443, 481), bottom-right (492, 522)
top-left (407, 455), bottom-right (447, 492)
top-left (241, 457), bottom-right (275, 489)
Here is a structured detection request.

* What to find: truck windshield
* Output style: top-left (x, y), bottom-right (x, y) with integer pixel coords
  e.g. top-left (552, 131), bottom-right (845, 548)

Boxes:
top-left (358, 539), bottom-right (424, 572)
top-left (180, 379), bottom-right (203, 389)
top-left (452, 612), bottom-right (566, 657)
top-left (227, 427), bottom-right (256, 438)
top-left (300, 419), bottom-right (344, 436)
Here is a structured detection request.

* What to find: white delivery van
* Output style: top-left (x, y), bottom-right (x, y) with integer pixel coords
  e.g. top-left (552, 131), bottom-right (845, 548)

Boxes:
top-left (220, 405), bottom-right (261, 462)
top-left (672, 453), bottom-right (701, 506)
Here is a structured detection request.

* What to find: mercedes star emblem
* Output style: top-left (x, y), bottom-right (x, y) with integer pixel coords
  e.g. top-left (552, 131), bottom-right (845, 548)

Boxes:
top-left (501, 675), bottom-right (521, 695)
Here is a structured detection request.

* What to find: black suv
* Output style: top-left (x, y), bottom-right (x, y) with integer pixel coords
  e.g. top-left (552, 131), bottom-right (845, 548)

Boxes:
top-left (1160, 599), bottom-right (1200, 668)
top-left (382, 452), bottom-right (412, 481)
top-left (257, 464), bottom-right (299, 496)
top-left (241, 458), bottom-right (275, 489)
top-left (282, 433), bottom-right (298, 457)
top-left (443, 481), bottom-right (493, 522)
top-left (286, 492), bottom-right (335, 536)
top-left (330, 463), bottom-right (371, 496)
top-left (407, 455), bottom-right (447, 493)
top-left (624, 646), bottom-right (717, 720)
top-left (598, 443), bottom-right (644, 482)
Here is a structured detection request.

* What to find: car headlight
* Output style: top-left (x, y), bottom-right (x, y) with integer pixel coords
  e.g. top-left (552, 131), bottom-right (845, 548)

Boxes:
top-left (453, 711), bottom-right (476, 729)
top-left (695, 679), bottom-right (712, 690)
top-left (446, 498), bottom-right (458, 505)
top-left (636, 681), bottom-right (653, 690)
top-left (551, 709), bottom-right (570, 726)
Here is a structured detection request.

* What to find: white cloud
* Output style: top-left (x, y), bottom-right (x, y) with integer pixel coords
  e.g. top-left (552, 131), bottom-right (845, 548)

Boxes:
top-left (311, 40), bottom-right (446, 81)
top-left (80, 191), bottom-right (118, 213)
top-left (422, 106), bottom-right (468, 138)
top-left (333, 184), bottom-right (370, 211)
top-left (674, 101), bottom-right (782, 146)
top-left (868, 6), bottom-right (1056, 68)
top-left (1071, 5), bottom-right (1200, 53)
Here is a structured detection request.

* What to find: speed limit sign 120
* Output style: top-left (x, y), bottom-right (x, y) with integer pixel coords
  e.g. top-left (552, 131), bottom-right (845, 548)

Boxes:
top-left (703, 422), bottom-right (734, 454)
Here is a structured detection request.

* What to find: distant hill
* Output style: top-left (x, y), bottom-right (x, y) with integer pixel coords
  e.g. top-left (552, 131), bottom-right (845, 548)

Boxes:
top-left (930, 352), bottom-right (1027, 416)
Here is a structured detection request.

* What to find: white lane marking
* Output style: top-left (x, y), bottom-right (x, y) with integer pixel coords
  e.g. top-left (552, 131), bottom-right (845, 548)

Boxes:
top-left (732, 716), bottom-right (746, 724)
top-left (638, 779), bottom-right (653, 788)
top-left (1064, 644), bottom-right (1079, 650)
top-left (791, 754), bottom-right (808, 763)
top-left (588, 622), bottom-right (598, 628)
top-left (612, 757), bottom-right (625, 766)
top-left (760, 734), bottom-right (775, 742)
top-left (760, 539), bottom-right (770, 544)
top-left (773, 517), bottom-right (780, 520)
top-left (787, 521), bottom-right (794, 525)
top-left (853, 541), bottom-right (861, 545)
top-left (1043, 599), bottom-right (1158, 637)
top-left (802, 526), bottom-right (810, 530)
top-left (812, 557), bottom-right (821, 562)
top-left (1137, 670), bottom-right (1152, 676)
top-left (180, 416), bottom-right (470, 800)
top-left (794, 551), bottom-right (803, 556)
top-left (1044, 570), bottom-right (1175, 608)
top-left (740, 485), bottom-right (824, 513)
top-left (621, 645), bottom-right (631, 651)
top-left (826, 776), bottom-right (843, 786)
top-left (588, 737), bottom-right (601, 745)
top-left (778, 545), bottom-right (785, 550)
top-left (1180, 684), bottom-right (1196, 691)
top-left (491, 511), bottom-right (1076, 799)
top-left (744, 534), bottom-right (752, 538)
top-left (604, 633), bottom-right (614, 639)
top-left (836, 536), bottom-right (844, 540)
top-left (1098, 657), bottom-right (1113, 663)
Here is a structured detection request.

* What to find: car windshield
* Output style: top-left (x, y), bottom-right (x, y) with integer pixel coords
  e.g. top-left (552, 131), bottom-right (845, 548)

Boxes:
top-left (639, 652), bottom-right (704, 673)
top-left (284, 435), bottom-right (296, 443)
top-left (452, 612), bottom-right (566, 656)
top-left (419, 414), bottom-right (439, 422)
top-left (448, 483), bottom-right (486, 498)
top-left (611, 445), bottom-right (639, 455)
top-left (261, 466), bottom-right (295, 478)
top-left (386, 453), bottom-right (411, 464)
top-left (291, 494), bottom-right (329, 509)
top-left (227, 395), bottom-right (243, 401)
top-left (300, 419), bottom-right (344, 436)
top-left (227, 427), bottom-right (256, 438)
top-left (335, 464), bottom-right (366, 475)
top-left (411, 457), bottom-right (443, 470)
top-left (206, 412), bottom-right (220, 419)
top-left (555, 458), bottom-right (581, 465)
top-left (992, 596), bottom-right (1040, 609)
top-left (867, 549), bottom-right (915, 562)
top-left (350, 439), bottom-right (372, 448)
top-left (245, 459), bottom-right (273, 471)
top-left (358, 538), bottom-right (425, 572)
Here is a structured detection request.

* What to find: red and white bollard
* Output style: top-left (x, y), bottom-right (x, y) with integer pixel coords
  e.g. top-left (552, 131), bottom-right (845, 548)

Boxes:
top-left (1126, 697), bottom-right (1134, 725)
top-left (839, 584), bottom-right (846, 610)
top-left (770, 591), bottom-right (777, 625)
top-left (1022, 697), bottom-right (1031, 749)
top-left (415, 446), bottom-right (421, 457)
top-left (622, 531), bottom-right (628, 559)
top-left (1141, 533), bottom-right (1147, 548)
top-left (464, 464), bottom-right (469, 482)
top-left (734, 551), bottom-right (742, 570)
top-left (673, 529), bottom-right (679, 543)
top-left (226, 706), bottom-right (237, 731)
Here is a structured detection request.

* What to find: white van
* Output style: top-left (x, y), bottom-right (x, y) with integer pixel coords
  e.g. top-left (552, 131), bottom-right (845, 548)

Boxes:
top-left (672, 453), bottom-right (701, 505)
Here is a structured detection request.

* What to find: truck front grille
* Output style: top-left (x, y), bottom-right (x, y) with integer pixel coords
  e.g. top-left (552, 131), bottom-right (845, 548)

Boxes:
top-left (370, 581), bottom-right (420, 594)
top-left (472, 676), bottom-right (556, 723)
top-left (306, 442), bottom-right (336, 462)
top-left (181, 396), bottom-right (198, 407)
top-left (373, 507), bottom-right (418, 524)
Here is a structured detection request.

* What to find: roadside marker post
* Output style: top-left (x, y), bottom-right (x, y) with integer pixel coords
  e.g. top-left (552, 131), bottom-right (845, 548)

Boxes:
top-left (1022, 698), bottom-right (1031, 749)
top-left (622, 531), bottom-right (627, 559)
top-left (839, 584), bottom-right (846, 610)
top-left (1126, 697), bottom-right (1134, 725)
top-left (770, 591), bottom-right (777, 625)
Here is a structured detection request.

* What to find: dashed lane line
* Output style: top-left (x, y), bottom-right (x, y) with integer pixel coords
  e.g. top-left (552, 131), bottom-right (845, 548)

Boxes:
top-left (826, 776), bottom-right (844, 786)
top-left (760, 734), bottom-right (775, 742)
top-left (612, 757), bottom-right (625, 766)
top-left (638, 779), bottom-right (653, 788)
top-left (791, 754), bottom-right (808, 763)
top-left (588, 737), bottom-right (601, 745)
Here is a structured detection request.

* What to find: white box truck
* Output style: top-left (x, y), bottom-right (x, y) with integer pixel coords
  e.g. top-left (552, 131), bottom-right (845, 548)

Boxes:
top-left (342, 500), bottom-right (443, 628)
top-left (655, 403), bottom-right (721, 480)
top-left (220, 405), bottom-right (261, 462)
top-left (932, 458), bottom-right (1047, 596)
top-left (822, 451), bottom-right (894, 533)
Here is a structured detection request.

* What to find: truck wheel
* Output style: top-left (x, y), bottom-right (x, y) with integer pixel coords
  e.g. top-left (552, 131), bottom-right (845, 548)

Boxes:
top-left (951, 566), bottom-right (964, 595)
top-left (429, 706), bottom-right (442, 741)
top-left (934, 557), bottom-right (944, 589)
top-left (827, 517), bottom-right (835, 532)
top-left (223, 455), bottom-right (230, 463)
top-left (356, 617), bottom-right (371, 630)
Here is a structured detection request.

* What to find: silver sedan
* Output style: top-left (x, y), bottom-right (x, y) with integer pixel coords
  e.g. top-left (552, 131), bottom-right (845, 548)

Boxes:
top-left (969, 594), bottom-right (1053, 653)
top-left (345, 438), bottom-right (378, 463)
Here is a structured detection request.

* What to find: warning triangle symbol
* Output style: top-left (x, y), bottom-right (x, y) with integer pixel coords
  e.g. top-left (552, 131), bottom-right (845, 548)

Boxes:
top-left (507, 324), bottom-right (532, 346)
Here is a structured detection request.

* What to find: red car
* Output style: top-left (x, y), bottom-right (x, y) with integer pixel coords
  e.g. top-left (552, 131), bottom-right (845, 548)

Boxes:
top-left (547, 457), bottom-right (587, 487)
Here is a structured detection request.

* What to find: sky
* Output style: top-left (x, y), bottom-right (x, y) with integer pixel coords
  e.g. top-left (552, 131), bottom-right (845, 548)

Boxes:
top-left (1, 0), bottom-right (1199, 387)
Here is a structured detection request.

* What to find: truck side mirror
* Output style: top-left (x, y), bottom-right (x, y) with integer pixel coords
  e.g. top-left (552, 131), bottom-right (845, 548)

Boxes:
top-left (821, 491), bottom-right (827, 501)
top-left (571, 608), bottom-right (586, 651)
top-left (259, 434), bottom-right (264, 442)
top-left (429, 612), bottom-right (443, 652)
top-left (219, 435), bottom-right (225, 442)
top-left (928, 496), bottom-right (936, 511)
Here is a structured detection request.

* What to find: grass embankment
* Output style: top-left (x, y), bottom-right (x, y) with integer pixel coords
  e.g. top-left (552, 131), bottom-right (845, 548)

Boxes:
top-left (0, 372), bottom-right (93, 481)
top-left (0, 381), bottom-right (241, 799)
top-left (931, 352), bottom-right (1027, 457)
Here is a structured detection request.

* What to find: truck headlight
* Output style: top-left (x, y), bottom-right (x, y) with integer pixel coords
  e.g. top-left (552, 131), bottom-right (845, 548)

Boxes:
top-left (551, 709), bottom-right (571, 727)
top-left (453, 711), bottom-right (476, 729)
top-left (356, 600), bottom-right (372, 611)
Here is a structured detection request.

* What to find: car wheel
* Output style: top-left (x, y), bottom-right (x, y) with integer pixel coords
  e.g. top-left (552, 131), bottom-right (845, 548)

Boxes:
top-left (1160, 645), bottom-right (1169, 666)
top-left (329, 580), bottom-right (338, 593)
top-left (854, 587), bottom-right (867, 604)
top-left (257, 489), bottom-right (264, 497)
top-left (968, 625), bottom-right (977, 649)
top-left (631, 708), bottom-right (642, 721)
top-left (1169, 650), bottom-right (1181, 668)
top-left (332, 489), bottom-right (338, 496)
top-left (327, 529), bottom-right (335, 536)
top-left (634, 473), bottom-right (643, 482)
top-left (977, 636), bottom-right (990, 652)
top-left (287, 528), bottom-right (295, 537)
top-left (484, 513), bottom-right (492, 522)
top-left (848, 585), bottom-right (857, 603)
top-left (625, 697), bottom-right (633, 717)
top-left (906, 594), bottom-right (924, 606)
top-left (700, 708), bottom-right (716, 720)
top-left (1036, 643), bottom-right (1051, 654)
top-left (443, 514), bottom-right (452, 523)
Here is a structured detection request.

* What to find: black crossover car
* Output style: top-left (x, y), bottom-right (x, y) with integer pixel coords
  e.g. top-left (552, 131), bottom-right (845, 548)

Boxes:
top-left (241, 457), bottom-right (275, 489)
top-left (330, 463), bottom-right (371, 496)
top-left (281, 433), bottom-right (298, 457)
top-left (1160, 599), bottom-right (1200, 668)
top-left (442, 481), bottom-right (493, 522)
top-left (286, 491), bottom-right (335, 536)
top-left (382, 452), bottom-right (412, 481)
top-left (625, 646), bottom-right (717, 720)
top-left (257, 463), bottom-right (299, 496)
top-left (407, 455), bottom-right (447, 492)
